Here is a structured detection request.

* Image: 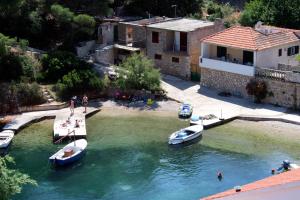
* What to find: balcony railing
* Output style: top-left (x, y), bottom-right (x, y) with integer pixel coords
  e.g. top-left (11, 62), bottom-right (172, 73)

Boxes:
top-left (255, 67), bottom-right (300, 83)
top-left (255, 68), bottom-right (286, 81)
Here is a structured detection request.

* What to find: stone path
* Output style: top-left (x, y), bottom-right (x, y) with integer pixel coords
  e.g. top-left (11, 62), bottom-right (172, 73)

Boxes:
top-left (161, 75), bottom-right (300, 124)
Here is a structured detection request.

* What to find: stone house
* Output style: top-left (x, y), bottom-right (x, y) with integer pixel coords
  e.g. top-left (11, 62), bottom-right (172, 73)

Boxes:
top-left (115, 17), bottom-right (170, 64)
top-left (116, 17), bottom-right (224, 80)
top-left (200, 23), bottom-right (300, 98)
top-left (146, 18), bottom-right (224, 80)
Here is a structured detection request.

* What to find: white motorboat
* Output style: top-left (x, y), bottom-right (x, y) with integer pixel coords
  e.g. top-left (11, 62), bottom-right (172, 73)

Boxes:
top-left (178, 103), bottom-right (193, 118)
top-left (168, 125), bottom-right (203, 145)
top-left (0, 130), bottom-right (14, 148)
top-left (49, 139), bottom-right (87, 166)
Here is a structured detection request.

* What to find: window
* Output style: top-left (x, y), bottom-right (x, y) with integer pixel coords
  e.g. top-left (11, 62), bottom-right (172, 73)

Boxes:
top-left (172, 57), bottom-right (179, 63)
top-left (180, 32), bottom-right (187, 52)
top-left (217, 46), bottom-right (227, 58)
top-left (278, 49), bottom-right (282, 57)
top-left (243, 51), bottom-right (254, 65)
top-left (152, 32), bottom-right (159, 43)
top-left (287, 46), bottom-right (299, 56)
top-left (154, 54), bottom-right (162, 60)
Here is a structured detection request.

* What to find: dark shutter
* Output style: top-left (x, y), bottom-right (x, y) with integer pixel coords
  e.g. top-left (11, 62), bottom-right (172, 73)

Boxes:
top-left (217, 46), bottom-right (227, 58)
top-left (152, 32), bottom-right (159, 43)
top-left (180, 32), bottom-right (187, 52)
top-left (278, 49), bottom-right (282, 57)
top-left (295, 46), bottom-right (299, 54)
top-left (287, 47), bottom-right (292, 56)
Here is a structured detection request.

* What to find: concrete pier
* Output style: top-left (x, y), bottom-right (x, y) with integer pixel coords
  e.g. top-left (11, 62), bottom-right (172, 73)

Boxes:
top-left (53, 111), bottom-right (87, 140)
top-left (3, 106), bottom-right (100, 140)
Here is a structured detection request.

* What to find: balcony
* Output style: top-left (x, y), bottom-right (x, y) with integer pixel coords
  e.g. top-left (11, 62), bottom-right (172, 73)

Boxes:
top-left (200, 57), bottom-right (255, 76)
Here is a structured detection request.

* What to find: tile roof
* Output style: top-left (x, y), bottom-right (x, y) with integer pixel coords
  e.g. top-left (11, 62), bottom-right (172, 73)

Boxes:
top-left (202, 168), bottom-right (300, 200)
top-left (202, 26), bottom-right (300, 51)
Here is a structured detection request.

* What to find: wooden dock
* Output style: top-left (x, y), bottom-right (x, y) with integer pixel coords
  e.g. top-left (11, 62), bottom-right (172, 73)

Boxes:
top-left (53, 107), bottom-right (99, 141)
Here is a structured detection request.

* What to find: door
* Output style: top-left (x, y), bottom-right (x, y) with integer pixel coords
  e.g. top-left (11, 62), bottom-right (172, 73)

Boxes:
top-left (243, 51), bottom-right (254, 65)
top-left (180, 32), bottom-right (187, 52)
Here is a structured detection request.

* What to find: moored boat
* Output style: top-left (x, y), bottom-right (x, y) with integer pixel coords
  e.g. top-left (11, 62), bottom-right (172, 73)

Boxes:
top-left (0, 130), bottom-right (14, 148)
top-left (49, 139), bottom-right (87, 166)
top-left (168, 125), bottom-right (203, 145)
top-left (178, 103), bottom-right (193, 118)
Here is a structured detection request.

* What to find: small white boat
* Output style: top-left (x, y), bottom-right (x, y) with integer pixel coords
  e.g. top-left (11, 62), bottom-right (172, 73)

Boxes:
top-left (178, 103), bottom-right (193, 118)
top-left (49, 139), bottom-right (87, 166)
top-left (168, 125), bottom-right (203, 145)
top-left (0, 130), bottom-right (14, 148)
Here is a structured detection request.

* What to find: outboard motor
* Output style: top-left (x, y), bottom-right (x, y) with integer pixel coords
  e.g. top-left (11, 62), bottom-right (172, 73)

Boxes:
top-left (283, 160), bottom-right (291, 170)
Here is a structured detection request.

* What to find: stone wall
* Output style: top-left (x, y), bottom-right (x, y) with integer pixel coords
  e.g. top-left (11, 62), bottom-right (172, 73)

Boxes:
top-left (146, 20), bottom-right (224, 79)
top-left (146, 28), bottom-right (191, 79)
top-left (118, 23), bottom-right (127, 43)
top-left (154, 52), bottom-right (191, 79)
top-left (201, 67), bottom-right (300, 109)
top-left (189, 20), bottom-right (224, 68)
top-left (76, 40), bottom-right (95, 58)
top-left (261, 79), bottom-right (300, 109)
top-left (95, 45), bottom-right (114, 65)
top-left (201, 68), bottom-right (251, 97)
top-left (131, 25), bottom-right (146, 48)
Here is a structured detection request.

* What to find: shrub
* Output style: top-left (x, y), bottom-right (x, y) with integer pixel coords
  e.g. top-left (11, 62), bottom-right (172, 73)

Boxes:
top-left (0, 82), bottom-right (45, 114)
top-left (41, 51), bottom-right (91, 82)
top-left (246, 79), bottom-right (267, 103)
top-left (116, 53), bottom-right (161, 91)
top-left (0, 54), bottom-right (23, 81)
top-left (0, 155), bottom-right (37, 200)
top-left (55, 69), bottom-right (104, 100)
top-left (16, 82), bottom-right (45, 106)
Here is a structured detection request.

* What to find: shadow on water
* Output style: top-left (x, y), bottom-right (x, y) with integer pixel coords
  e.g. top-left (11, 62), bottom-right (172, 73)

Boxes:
top-left (0, 143), bottom-right (13, 156)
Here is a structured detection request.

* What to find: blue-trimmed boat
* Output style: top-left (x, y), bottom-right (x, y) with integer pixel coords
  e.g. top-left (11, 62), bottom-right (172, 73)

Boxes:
top-left (49, 139), bottom-right (87, 166)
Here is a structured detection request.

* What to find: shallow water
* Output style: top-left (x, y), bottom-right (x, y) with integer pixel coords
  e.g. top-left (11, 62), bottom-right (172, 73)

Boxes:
top-left (9, 111), bottom-right (300, 200)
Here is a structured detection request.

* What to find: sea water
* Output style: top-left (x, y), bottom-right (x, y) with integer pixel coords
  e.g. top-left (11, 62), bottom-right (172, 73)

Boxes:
top-left (10, 111), bottom-right (299, 200)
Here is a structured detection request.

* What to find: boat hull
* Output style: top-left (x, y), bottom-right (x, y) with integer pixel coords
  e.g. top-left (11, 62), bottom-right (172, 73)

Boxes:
top-left (0, 131), bottom-right (14, 149)
top-left (169, 131), bottom-right (202, 145)
top-left (49, 150), bottom-right (85, 166)
top-left (49, 139), bottom-right (87, 166)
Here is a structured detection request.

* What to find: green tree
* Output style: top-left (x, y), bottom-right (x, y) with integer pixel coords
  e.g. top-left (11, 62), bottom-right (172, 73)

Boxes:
top-left (124, 0), bottom-right (203, 17)
top-left (0, 54), bottom-right (24, 81)
top-left (73, 14), bottom-right (96, 42)
top-left (240, 0), bottom-right (300, 29)
top-left (0, 155), bottom-right (37, 200)
top-left (296, 54), bottom-right (300, 62)
top-left (50, 4), bottom-right (74, 24)
top-left (117, 53), bottom-right (161, 91)
top-left (41, 51), bottom-right (90, 82)
top-left (55, 69), bottom-right (104, 100)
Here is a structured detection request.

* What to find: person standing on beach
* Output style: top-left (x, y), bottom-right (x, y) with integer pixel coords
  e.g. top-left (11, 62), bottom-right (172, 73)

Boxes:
top-left (82, 95), bottom-right (88, 113)
top-left (70, 99), bottom-right (75, 115)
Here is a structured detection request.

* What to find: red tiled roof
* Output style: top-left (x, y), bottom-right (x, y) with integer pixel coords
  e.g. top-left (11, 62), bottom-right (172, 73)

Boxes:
top-left (202, 168), bottom-right (300, 200)
top-left (202, 26), bottom-right (300, 51)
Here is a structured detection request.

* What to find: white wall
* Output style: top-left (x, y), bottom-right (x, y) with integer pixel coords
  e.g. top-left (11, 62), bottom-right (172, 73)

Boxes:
top-left (175, 32), bottom-right (180, 52)
top-left (201, 58), bottom-right (255, 76)
top-left (256, 42), bottom-right (300, 69)
top-left (76, 40), bottom-right (95, 58)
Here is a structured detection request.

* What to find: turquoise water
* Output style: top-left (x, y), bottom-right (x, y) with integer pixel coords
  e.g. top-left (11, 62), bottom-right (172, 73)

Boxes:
top-left (9, 111), bottom-right (298, 200)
